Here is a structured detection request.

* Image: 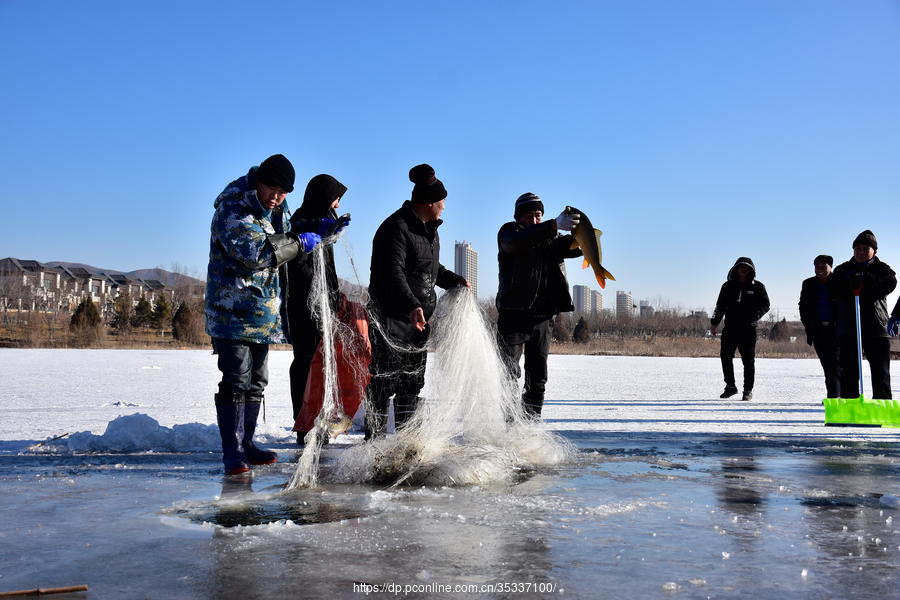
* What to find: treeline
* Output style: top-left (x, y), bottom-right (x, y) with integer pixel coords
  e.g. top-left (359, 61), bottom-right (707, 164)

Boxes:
top-left (1, 293), bottom-right (210, 349)
top-left (67, 293), bottom-right (208, 347)
top-left (475, 296), bottom-right (815, 358)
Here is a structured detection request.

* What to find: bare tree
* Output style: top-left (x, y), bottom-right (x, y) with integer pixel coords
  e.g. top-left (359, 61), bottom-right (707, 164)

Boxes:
top-left (0, 274), bottom-right (30, 315)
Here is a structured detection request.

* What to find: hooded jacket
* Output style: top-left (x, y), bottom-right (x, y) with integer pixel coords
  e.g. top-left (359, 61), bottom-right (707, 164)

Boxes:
top-left (826, 255), bottom-right (896, 339)
top-left (496, 219), bottom-right (582, 314)
top-left (286, 174), bottom-right (347, 335)
top-left (205, 167), bottom-right (292, 344)
top-left (710, 257), bottom-right (770, 329)
top-left (368, 201), bottom-right (463, 323)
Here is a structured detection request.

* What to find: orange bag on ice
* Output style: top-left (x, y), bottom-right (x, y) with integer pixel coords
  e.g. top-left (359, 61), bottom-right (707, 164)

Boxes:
top-left (292, 298), bottom-right (372, 435)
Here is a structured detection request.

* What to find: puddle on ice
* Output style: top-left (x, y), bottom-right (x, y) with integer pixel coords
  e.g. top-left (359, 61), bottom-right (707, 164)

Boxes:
top-left (1, 433), bottom-right (899, 599)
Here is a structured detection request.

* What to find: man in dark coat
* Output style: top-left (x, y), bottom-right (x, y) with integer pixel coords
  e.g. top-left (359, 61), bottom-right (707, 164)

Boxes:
top-left (286, 174), bottom-right (349, 443)
top-left (826, 230), bottom-right (896, 399)
top-left (496, 192), bottom-right (583, 418)
top-left (365, 164), bottom-right (469, 439)
top-left (710, 257), bottom-right (770, 402)
top-left (799, 255), bottom-right (841, 398)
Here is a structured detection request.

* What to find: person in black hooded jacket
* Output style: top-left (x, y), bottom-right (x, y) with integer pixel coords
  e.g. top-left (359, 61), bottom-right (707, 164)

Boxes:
top-left (826, 230), bottom-right (896, 399)
top-left (364, 164), bottom-right (469, 439)
top-left (286, 174), bottom-right (349, 443)
top-left (710, 257), bottom-right (770, 401)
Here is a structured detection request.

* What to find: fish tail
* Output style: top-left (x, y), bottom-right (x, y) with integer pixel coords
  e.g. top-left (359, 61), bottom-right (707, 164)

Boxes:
top-left (594, 265), bottom-right (615, 289)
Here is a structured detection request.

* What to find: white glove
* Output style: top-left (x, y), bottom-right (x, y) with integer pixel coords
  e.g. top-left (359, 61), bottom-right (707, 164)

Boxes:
top-left (555, 209), bottom-right (581, 231)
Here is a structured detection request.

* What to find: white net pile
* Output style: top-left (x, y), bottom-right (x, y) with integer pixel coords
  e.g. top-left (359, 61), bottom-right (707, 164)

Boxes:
top-left (328, 286), bottom-right (571, 488)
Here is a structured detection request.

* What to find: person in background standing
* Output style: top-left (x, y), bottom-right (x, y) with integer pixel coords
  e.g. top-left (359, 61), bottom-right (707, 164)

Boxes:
top-left (799, 255), bottom-right (841, 399)
top-left (710, 257), bottom-right (770, 402)
top-left (826, 230), bottom-right (896, 399)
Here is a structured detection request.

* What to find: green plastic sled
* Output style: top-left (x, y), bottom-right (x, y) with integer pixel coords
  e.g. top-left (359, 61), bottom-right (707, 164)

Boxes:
top-left (824, 396), bottom-right (900, 428)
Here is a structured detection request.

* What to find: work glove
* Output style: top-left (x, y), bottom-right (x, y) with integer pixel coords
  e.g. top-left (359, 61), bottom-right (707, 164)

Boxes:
top-left (317, 214), bottom-right (351, 237)
top-left (296, 232), bottom-right (321, 253)
top-left (844, 271), bottom-right (865, 288)
top-left (889, 317), bottom-right (900, 337)
top-left (555, 208), bottom-right (581, 231)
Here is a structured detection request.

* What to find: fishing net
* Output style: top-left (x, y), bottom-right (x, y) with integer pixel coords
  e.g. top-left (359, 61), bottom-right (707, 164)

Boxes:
top-left (286, 241), bottom-right (571, 490)
top-left (285, 234), bottom-right (366, 489)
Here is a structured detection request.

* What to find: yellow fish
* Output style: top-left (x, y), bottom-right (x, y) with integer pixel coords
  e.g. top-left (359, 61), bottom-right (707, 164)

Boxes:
top-left (324, 411), bottom-right (354, 439)
top-left (567, 206), bottom-right (615, 289)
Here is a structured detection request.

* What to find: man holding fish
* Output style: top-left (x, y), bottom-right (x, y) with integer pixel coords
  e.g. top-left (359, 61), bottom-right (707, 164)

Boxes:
top-left (496, 193), bottom-right (614, 419)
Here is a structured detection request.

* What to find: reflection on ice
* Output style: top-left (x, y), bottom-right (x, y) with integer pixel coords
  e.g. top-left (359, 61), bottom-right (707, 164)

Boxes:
top-left (2, 433), bottom-right (899, 599)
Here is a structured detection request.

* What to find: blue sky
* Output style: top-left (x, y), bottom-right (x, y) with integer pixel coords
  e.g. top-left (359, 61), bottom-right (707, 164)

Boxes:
top-left (1, 0), bottom-right (898, 320)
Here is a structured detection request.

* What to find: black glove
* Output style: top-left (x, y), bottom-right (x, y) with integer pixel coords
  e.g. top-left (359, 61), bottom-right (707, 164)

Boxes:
top-left (842, 270), bottom-right (864, 288)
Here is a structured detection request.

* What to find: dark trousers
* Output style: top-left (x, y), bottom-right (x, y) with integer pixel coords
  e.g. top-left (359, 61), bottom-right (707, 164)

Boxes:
top-left (811, 323), bottom-right (841, 398)
top-left (289, 316), bottom-right (321, 422)
top-left (720, 326), bottom-right (757, 392)
top-left (498, 315), bottom-right (552, 417)
top-left (838, 335), bottom-right (892, 399)
top-left (366, 315), bottom-right (428, 432)
top-left (212, 337), bottom-right (269, 396)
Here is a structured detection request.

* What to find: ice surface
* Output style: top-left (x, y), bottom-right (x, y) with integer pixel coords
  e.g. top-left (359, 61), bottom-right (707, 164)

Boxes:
top-left (1, 349), bottom-right (899, 599)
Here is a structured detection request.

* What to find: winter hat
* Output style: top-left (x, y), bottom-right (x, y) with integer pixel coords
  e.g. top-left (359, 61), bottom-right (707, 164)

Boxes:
top-left (302, 174), bottom-right (347, 216)
top-left (514, 192), bottom-right (545, 220)
top-left (255, 154), bottom-right (295, 193)
top-left (852, 230), bottom-right (877, 251)
top-left (813, 254), bottom-right (833, 267)
top-left (409, 164), bottom-right (447, 204)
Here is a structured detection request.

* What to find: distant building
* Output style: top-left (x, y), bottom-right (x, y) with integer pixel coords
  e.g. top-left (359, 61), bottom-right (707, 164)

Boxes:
top-left (0, 257), bottom-right (183, 319)
top-left (640, 300), bottom-right (654, 319)
top-left (591, 290), bottom-right (603, 314)
top-left (454, 241), bottom-right (478, 298)
top-left (690, 310), bottom-right (709, 320)
top-left (573, 285), bottom-right (593, 314)
top-left (616, 290), bottom-right (634, 319)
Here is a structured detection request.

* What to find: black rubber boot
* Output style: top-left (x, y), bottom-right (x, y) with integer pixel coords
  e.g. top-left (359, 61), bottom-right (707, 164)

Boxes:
top-left (244, 394), bottom-right (278, 465)
top-left (215, 391), bottom-right (250, 475)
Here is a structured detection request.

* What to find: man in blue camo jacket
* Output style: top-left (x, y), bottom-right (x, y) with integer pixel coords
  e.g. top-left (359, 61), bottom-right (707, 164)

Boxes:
top-left (205, 154), bottom-right (321, 474)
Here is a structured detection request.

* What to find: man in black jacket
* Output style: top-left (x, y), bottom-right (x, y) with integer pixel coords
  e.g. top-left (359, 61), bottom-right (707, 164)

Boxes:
top-left (496, 193), bottom-right (583, 418)
top-left (799, 255), bottom-right (840, 399)
top-left (710, 257), bottom-right (770, 402)
top-left (365, 164), bottom-right (469, 439)
top-left (286, 174), bottom-right (349, 443)
top-left (826, 230), bottom-right (896, 399)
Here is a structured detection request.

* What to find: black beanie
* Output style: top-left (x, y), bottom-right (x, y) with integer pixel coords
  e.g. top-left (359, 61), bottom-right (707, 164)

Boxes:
top-left (514, 192), bottom-right (545, 220)
top-left (852, 230), bottom-right (877, 251)
top-left (409, 164), bottom-right (447, 204)
top-left (255, 154), bottom-right (295, 193)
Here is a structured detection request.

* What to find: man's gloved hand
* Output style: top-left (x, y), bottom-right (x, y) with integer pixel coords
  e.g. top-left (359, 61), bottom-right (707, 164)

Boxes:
top-left (316, 214), bottom-right (351, 237)
top-left (295, 232), bottom-right (321, 253)
top-left (316, 218), bottom-right (338, 236)
top-left (845, 271), bottom-right (865, 285)
top-left (888, 317), bottom-right (900, 337)
top-left (555, 208), bottom-right (581, 231)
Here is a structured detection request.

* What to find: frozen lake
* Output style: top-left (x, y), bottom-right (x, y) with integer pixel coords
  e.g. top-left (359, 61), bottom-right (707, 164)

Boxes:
top-left (1, 350), bottom-right (899, 599)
